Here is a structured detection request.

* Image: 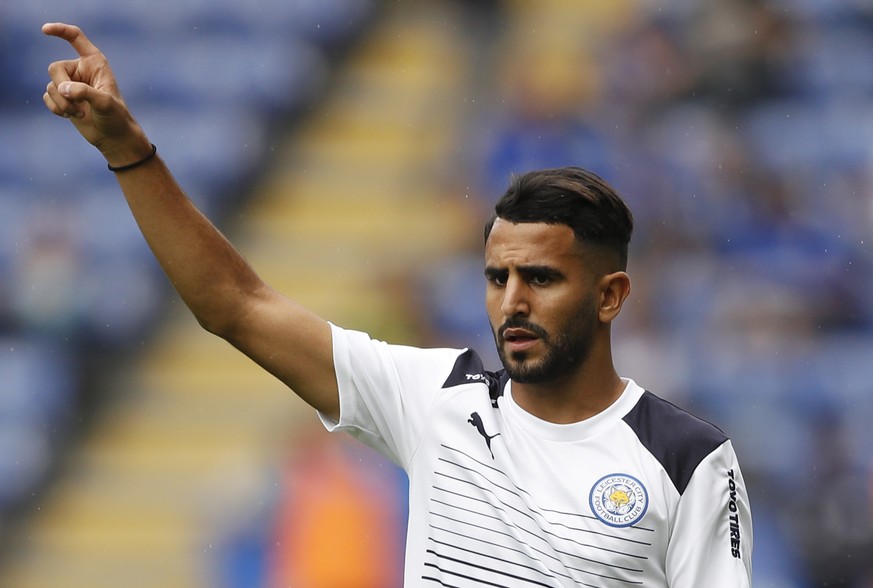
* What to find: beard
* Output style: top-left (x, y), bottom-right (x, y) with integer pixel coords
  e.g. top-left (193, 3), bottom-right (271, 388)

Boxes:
top-left (493, 296), bottom-right (598, 385)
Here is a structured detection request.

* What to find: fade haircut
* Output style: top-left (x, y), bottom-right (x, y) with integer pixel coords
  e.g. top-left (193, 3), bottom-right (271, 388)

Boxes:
top-left (484, 166), bottom-right (634, 270)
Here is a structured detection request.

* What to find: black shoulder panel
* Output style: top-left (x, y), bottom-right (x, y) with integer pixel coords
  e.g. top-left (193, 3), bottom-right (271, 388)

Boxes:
top-left (622, 391), bottom-right (729, 495)
top-left (442, 349), bottom-right (507, 408)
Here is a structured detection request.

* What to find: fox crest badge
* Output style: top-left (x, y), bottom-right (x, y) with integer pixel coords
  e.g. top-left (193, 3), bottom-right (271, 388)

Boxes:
top-left (589, 473), bottom-right (649, 528)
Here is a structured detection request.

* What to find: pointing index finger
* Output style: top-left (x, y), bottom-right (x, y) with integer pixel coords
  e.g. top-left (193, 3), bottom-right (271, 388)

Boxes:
top-left (42, 23), bottom-right (100, 57)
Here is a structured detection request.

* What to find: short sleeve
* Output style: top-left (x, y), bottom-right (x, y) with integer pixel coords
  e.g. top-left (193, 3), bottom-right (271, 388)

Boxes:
top-left (319, 323), bottom-right (467, 469)
top-left (665, 440), bottom-right (753, 587)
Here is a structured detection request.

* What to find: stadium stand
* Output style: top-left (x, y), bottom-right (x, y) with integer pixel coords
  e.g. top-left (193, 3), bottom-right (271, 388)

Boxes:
top-left (2, 0), bottom-right (873, 586)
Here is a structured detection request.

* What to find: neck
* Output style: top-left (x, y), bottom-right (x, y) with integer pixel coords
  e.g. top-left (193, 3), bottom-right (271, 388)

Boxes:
top-left (511, 343), bottom-right (624, 424)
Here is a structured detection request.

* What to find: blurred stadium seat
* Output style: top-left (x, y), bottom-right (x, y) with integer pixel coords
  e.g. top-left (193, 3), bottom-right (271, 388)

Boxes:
top-left (3, 0), bottom-right (873, 586)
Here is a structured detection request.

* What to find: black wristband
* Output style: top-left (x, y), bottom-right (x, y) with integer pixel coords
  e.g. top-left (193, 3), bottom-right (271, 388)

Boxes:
top-left (107, 143), bottom-right (157, 172)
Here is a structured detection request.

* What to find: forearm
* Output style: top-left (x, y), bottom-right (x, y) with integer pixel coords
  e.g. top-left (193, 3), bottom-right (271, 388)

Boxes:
top-left (112, 146), bottom-right (265, 336)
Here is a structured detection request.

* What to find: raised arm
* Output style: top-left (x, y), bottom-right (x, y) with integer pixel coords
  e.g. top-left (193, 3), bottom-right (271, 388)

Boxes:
top-left (41, 23), bottom-right (339, 419)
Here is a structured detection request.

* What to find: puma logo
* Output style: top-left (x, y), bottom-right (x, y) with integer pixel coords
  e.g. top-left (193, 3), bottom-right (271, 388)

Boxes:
top-left (468, 412), bottom-right (500, 459)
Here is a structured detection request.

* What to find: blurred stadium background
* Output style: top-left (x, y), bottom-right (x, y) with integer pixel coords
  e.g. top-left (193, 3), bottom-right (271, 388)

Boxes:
top-left (2, 0), bottom-right (873, 586)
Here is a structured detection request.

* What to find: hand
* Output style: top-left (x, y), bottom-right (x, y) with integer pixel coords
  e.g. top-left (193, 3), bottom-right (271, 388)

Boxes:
top-left (42, 23), bottom-right (152, 166)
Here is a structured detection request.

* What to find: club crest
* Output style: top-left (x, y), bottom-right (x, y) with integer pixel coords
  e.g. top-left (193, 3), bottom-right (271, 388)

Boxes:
top-left (589, 473), bottom-right (649, 527)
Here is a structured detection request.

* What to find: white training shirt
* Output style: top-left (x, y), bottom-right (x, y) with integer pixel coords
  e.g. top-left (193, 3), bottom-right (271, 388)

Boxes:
top-left (320, 324), bottom-right (753, 587)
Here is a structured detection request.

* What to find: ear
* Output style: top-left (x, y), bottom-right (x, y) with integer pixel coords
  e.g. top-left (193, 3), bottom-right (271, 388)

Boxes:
top-left (598, 271), bottom-right (631, 324)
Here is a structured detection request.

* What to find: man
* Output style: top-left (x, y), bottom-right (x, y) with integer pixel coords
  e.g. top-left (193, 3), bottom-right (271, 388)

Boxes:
top-left (42, 22), bottom-right (753, 586)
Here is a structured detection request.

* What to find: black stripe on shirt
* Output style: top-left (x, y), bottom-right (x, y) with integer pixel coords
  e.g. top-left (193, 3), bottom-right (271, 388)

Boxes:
top-left (622, 391), bottom-right (728, 495)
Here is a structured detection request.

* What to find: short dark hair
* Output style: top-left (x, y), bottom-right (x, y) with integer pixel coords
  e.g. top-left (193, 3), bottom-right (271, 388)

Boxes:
top-left (484, 166), bottom-right (634, 270)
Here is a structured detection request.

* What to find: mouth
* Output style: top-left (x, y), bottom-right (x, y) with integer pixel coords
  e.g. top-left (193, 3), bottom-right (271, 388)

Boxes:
top-left (502, 328), bottom-right (540, 351)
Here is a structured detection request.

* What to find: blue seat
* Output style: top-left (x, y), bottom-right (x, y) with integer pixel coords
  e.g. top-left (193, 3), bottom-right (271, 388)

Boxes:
top-left (0, 337), bottom-right (76, 507)
top-left (0, 111), bottom-right (106, 189)
top-left (134, 104), bottom-right (268, 205)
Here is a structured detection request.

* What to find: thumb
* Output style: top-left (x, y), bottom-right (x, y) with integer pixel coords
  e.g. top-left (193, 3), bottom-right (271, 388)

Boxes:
top-left (59, 80), bottom-right (91, 101)
top-left (59, 80), bottom-right (115, 120)
top-left (58, 81), bottom-right (97, 120)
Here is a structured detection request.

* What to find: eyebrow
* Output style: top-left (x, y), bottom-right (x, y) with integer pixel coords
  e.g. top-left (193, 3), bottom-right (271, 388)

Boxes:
top-left (483, 266), bottom-right (506, 279)
top-left (484, 264), bottom-right (565, 280)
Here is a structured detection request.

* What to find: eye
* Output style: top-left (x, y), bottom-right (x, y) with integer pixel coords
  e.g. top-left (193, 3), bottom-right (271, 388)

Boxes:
top-left (522, 266), bottom-right (564, 287)
top-left (485, 269), bottom-right (507, 286)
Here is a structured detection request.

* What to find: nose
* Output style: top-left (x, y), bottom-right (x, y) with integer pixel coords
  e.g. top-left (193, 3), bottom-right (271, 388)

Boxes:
top-left (500, 276), bottom-right (530, 318)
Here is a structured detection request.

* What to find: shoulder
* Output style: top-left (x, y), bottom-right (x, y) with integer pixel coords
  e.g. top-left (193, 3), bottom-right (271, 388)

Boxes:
top-left (332, 323), bottom-right (465, 366)
top-left (622, 390), bottom-right (728, 495)
top-left (330, 323), bottom-right (475, 388)
top-left (441, 348), bottom-right (508, 407)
